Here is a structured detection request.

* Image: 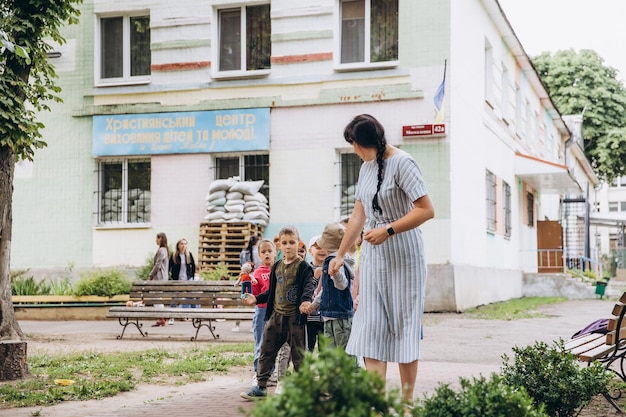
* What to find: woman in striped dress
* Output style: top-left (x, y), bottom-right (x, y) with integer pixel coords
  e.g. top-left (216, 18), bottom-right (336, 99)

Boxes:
top-left (330, 114), bottom-right (435, 402)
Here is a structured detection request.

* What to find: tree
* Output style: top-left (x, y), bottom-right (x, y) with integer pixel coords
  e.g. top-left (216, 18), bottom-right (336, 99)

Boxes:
top-left (532, 49), bottom-right (626, 181)
top-left (0, 0), bottom-right (81, 376)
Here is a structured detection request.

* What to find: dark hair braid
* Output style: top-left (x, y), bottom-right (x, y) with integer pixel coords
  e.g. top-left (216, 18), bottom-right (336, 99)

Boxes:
top-left (373, 141), bottom-right (386, 215)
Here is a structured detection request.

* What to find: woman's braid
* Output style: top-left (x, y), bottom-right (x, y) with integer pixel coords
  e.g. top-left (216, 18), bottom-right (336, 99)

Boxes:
top-left (373, 141), bottom-right (386, 215)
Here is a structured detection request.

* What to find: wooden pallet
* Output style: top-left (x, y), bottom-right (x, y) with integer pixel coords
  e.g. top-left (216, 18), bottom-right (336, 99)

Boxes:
top-left (197, 222), bottom-right (264, 276)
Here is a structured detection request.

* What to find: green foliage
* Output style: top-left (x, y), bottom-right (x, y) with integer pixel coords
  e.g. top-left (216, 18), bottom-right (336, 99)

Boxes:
top-left (412, 374), bottom-right (547, 417)
top-left (0, 344), bottom-right (253, 408)
top-left (135, 253), bottom-right (155, 280)
top-left (464, 297), bottom-right (566, 320)
top-left (199, 265), bottom-right (232, 281)
top-left (47, 277), bottom-right (74, 295)
top-left (501, 339), bottom-right (611, 417)
top-left (248, 337), bottom-right (406, 417)
top-left (0, 0), bottom-right (82, 161)
top-left (532, 49), bottom-right (626, 181)
top-left (72, 269), bottom-right (131, 297)
top-left (10, 270), bottom-right (51, 295)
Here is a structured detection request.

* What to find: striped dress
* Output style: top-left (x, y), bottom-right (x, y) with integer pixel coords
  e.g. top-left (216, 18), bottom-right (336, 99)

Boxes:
top-left (345, 150), bottom-right (429, 363)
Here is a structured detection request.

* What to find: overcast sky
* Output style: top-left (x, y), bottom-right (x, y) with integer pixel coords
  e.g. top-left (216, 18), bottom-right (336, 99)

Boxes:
top-left (499, 0), bottom-right (626, 82)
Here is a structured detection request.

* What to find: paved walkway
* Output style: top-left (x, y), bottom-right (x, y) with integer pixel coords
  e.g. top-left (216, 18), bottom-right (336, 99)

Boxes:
top-left (2, 298), bottom-right (615, 417)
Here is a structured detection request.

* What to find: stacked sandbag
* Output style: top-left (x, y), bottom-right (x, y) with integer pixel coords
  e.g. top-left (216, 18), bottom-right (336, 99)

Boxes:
top-left (205, 177), bottom-right (269, 225)
top-left (102, 188), bottom-right (151, 222)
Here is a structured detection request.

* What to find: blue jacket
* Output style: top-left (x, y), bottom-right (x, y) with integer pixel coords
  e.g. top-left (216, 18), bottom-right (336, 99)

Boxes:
top-left (318, 255), bottom-right (354, 319)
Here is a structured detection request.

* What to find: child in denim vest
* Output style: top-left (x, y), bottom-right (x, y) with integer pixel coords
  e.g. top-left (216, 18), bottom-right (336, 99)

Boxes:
top-left (306, 222), bottom-right (354, 351)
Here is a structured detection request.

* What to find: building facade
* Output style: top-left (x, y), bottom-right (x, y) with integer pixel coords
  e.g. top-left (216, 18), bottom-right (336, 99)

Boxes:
top-left (12, 0), bottom-right (597, 311)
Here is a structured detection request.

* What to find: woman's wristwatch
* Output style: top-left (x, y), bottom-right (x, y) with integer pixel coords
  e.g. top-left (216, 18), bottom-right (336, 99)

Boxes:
top-left (386, 225), bottom-right (395, 236)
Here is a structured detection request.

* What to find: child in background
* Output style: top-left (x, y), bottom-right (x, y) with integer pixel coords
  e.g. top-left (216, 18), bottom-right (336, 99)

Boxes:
top-left (306, 235), bottom-right (326, 351)
top-left (250, 240), bottom-right (277, 387)
top-left (307, 223), bottom-right (354, 351)
top-left (272, 240), bottom-right (311, 392)
top-left (273, 235), bottom-right (283, 261)
top-left (240, 226), bottom-right (315, 400)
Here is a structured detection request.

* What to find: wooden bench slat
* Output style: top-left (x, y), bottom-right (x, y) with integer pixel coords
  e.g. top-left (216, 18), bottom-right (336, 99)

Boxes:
top-left (564, 332), bottom-right (605, 350)
top-left (107, 280), bottom-right (255, 340)
top-left (565, 292), bottom-right (626, 413)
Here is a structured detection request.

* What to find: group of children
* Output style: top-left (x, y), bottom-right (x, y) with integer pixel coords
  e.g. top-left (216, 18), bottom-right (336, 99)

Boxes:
top-left (236, 222), bottom-right (360, 400)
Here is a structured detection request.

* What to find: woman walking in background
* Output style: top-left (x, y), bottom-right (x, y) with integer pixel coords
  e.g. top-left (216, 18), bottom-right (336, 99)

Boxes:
top-left (330, 114), bottom-right (435, 402)
top-left (149, 232), bottom-right (170, 327)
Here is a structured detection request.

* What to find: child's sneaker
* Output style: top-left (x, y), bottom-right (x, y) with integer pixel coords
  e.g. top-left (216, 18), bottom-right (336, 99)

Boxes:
top-left (240, 385), bottom-right (266, 400)
top-left (274, 381), bottom-right (283, 395)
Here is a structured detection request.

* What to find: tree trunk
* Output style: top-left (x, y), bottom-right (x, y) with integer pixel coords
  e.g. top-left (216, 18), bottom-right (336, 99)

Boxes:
top-left (0, 145), bottom-right (26, 380)
top-left (0, 341), bottom-right (28, 380)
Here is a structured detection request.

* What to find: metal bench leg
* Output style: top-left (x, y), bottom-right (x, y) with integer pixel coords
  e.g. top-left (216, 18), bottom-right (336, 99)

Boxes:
top-left (191, 318), bottom-right (218, 341)
top-left (116, 317), bottom-right (147, 339)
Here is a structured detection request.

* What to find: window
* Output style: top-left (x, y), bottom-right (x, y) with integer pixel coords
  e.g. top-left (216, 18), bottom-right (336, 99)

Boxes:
top-left (215, 154), bottom-right (269, 201)
top-left (99, 14), bottom-right (151, 83)
top-left (217, 5), bottom-right (271, 73)
top-left (614, 176), bottom-right (626, 187)
top-left (339, 0), bottom-right (398, 66)
top-left (609, 201), bottom-right (626, 212)
top-left (97, 159), bottom-right (151, 224)
top-left (484, 39), bottom-right (494, 107)
top-left (526, 191), bottom-right (534, 227)
top-left (337, 152), bottom-right (362, 217)
top-left (503, 181), bottom-right (511, 238)
top-left (501, 64), bottom-right (510, 123)
top-left (486, 170), bottom-right (496, 232)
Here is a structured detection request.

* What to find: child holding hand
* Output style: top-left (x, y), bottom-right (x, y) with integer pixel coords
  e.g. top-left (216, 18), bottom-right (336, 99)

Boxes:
top-left (240, 226), bottom-right (315, 400)
top-left (307, 223), bottom-right (354, 351)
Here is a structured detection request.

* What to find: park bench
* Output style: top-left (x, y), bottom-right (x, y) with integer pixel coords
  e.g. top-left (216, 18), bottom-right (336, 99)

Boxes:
top-left (106, 280), bottom-right (255, 340)
top-left (564, 291), bottom-right (626, 413)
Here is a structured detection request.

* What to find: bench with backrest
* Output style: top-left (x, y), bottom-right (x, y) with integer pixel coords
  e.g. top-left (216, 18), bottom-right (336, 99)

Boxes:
top-left (106, 280), bottom-right (254, 340)
top-left (564, 291), bottom-right (626, 413)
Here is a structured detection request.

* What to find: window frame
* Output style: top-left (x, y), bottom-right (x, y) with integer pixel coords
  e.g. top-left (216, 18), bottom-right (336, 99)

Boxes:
top-left (95, 158), bottom-right (151, 227)
top-left (212, 4), bottom-right (272, 80)
top-left (213, 153), bottom-right (270, 202)
top-left (95, 12), bottom-right (151, 87)
top-left (336, 151), bottom-right (363, 219)
top-left (335, 0), bottom-right (399, 72)
top-left (503, 180), bottom-right (512, 238)
top-left (486, 170), bottom-right (497, 233)
top-left (526, 191), bottom-right (535, 227)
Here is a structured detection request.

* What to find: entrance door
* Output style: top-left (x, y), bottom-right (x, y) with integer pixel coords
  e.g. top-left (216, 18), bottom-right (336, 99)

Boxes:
top-left (537, 220), bottom-right (563, 273)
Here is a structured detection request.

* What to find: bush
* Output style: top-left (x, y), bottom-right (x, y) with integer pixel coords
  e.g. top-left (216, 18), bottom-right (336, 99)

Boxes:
top-left (413, 374), bottom-right (547, 417)
top-left (136, 253), bottom-right (155, 281)
top-left (11, 269), bottom-right (52, 295)
top-left (247, 337), bottom-right (406, 417)
top-left (73, 269), bottom-right (132, 297)
top-left (199, 265), bottom-right (232, 281)
top-left (501, 339), bottom-right (611, 417)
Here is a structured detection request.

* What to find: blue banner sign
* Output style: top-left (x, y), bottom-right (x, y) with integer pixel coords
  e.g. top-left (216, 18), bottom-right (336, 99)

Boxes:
top-left (92, 108), bottom-right (270, 156)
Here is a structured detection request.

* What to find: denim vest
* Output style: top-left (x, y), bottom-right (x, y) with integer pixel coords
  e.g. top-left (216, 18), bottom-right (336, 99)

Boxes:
top-left (319, 255), bottom-right (354, 319)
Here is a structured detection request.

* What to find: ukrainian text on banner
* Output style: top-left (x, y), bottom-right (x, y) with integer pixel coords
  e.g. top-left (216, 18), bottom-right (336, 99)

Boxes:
top-left (92, 108), bottom-right (270, 156)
